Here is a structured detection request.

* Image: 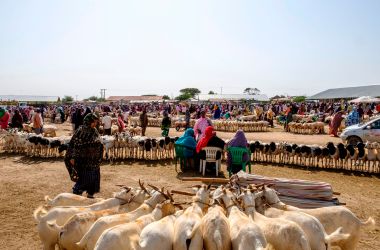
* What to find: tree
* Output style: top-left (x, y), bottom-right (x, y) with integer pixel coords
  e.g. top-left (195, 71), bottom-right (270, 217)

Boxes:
top-left (179, 88), bottom-right (201, 98)
top-left (162, 95), bottom-right (170, 100)
top-left (244, 87), bottom-right (261, 95)
top-left (142, 94), bottom-right (157, 96)
top-left (83, 96), bottom-right (105, 102)
top-left (62, 95), bottom-right (74, 103)
top-left (208, 91), bottom-right (216, 95)
top-left (175, 93), bottom-right (192, 101)
top-left (293, 96), bottom-right (306, 103)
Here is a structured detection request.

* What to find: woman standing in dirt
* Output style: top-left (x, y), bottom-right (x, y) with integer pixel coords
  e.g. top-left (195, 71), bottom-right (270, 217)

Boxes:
top-left (65, 113), bottom-right (103, 198)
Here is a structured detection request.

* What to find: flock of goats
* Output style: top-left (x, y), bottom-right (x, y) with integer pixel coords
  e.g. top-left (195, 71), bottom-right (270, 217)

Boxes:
top-left (1, 128), bottom-right (380, 173)
top-left (33, 180), bottom-right (375, 250)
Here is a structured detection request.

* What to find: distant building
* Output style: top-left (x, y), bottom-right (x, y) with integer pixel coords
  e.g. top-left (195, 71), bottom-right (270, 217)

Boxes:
top-left (307, 85), bottom-right (380, 100)
top-left (107, 96), bottom-right (164, 104)
top-left (0, 95), bottom-right (60, 104)
top-left (196, 94), bottom-right (269, 103)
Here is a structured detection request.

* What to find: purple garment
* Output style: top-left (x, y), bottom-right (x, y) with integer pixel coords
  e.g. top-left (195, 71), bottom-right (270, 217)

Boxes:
top-left (227, 130), bottom-right (249, 167)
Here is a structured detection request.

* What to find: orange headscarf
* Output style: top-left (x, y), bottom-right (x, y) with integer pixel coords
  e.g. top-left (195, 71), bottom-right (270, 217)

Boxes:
top-left (196, 126), bottom-right (216, 153)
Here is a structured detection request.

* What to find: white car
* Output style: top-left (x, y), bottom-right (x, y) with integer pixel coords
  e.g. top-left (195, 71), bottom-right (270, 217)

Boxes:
top-left (340, 116), bottom-right (380, 145)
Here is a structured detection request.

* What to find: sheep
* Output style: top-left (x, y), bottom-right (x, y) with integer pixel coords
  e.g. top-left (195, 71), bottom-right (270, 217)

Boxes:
top-left (261, 186), bottom-right (376, 250)
top-left (94, 199), bottom-right (176, 250)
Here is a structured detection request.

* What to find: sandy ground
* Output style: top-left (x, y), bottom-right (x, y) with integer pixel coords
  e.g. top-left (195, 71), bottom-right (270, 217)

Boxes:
top-left (0, 122), bottom-right (378, 250)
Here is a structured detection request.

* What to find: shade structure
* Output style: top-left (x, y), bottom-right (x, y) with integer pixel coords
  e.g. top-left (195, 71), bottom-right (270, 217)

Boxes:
top-left (349, 96), bottom-right (380, 103)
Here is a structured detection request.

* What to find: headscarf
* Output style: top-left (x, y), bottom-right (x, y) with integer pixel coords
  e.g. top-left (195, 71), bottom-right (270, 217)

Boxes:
top-left (196, 126), bottom-right (215, 153)
top-left (83, 113), bottom-right (99, 126)
top-left (176, 128), bottom-right (196, 149)
top-left (228, 130), bottom-right (247, 148)
top-left (0, 108), bottom-right (5, 119)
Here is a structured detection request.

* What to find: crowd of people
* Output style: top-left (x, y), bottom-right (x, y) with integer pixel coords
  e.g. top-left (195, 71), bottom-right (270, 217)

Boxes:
top-left (1, 99), bottom-right (380, 198)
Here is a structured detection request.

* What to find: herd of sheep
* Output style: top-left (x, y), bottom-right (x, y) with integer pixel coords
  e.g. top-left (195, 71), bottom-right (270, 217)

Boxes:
top-left (1, 130), bottom-right (380, 173)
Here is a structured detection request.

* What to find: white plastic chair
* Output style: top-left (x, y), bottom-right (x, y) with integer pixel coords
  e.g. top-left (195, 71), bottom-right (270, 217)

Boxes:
top-left (199, 147), bottom-right (222, 176)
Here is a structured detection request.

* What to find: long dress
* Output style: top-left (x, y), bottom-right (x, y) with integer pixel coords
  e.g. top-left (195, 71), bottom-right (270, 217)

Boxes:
top-left (329, 111), bottom-right (344, 136)
top-left (65, 124), bottom-right (103, 195)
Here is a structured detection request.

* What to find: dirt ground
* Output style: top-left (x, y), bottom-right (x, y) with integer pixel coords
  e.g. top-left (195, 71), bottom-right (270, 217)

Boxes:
top-left (0, 123), bottom-right (378, 250)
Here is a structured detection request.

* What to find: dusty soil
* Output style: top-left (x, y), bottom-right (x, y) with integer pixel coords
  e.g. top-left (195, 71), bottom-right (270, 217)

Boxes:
top-left (0, 122), bottom-right (378, 250)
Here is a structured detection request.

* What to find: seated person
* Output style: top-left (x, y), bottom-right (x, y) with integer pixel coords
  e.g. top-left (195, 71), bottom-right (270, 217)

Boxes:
top-left (175, 128), bottom-right (197, 158)
top-left (196, 126), bottom-right (225, 165)
top-left (227, 130), bottom-right (249, 174)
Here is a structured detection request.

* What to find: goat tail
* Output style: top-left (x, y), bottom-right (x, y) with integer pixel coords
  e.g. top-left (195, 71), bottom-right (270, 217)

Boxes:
top-left (325, 227), bottom-right (350, 244)
top-left (185, 222), bottom-right (200, 250)
top-left (44, 195), bottom-right (52, 203)
top-left (361, 217), bottom-right (376, 230)
top-left (33, 205), bottom-right (47, 222)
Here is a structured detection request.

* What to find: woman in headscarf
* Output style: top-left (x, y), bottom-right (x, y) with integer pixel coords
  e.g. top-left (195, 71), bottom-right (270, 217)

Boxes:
top-left (11, 109), bottom-right (23, 129)
top-left (74, 108), bottom-right (84, 130)
top-left (226, 130), bottom-right (249, 174)
top-left (64, 113), bottom-right (103, 198)
top-left (161, 111), bottom-right (171, 136)
top-left (175, 128), bottom-right (197, 158)
top-left (0, 107), bottom-right (10, 130)
top-left (345, 106), bottom-right (360, 127)
top-left (329, 108), bottom-right (344, 137)
top-left (196, 126), bottom-right (225, 165)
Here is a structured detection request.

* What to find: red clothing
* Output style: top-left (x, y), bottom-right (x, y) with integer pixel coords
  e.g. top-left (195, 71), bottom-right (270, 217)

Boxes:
top-left (0, 112), bottom-right (10, 129)
top-left (196, 126), bottom-right (215, 153)
top-left (117, 116), bottom-right (125, 132)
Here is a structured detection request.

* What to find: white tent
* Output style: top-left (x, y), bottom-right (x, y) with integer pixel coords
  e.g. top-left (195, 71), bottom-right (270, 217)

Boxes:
top-left (349, 96), bottom-right (380, 103)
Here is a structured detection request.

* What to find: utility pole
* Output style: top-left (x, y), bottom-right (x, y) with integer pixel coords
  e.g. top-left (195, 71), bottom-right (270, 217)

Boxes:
top-left (75, 95), bottom-right (78, 101)
top-left (100, 89), bottom-right (107, 99)
top-left (220, 86), bottom-right (223, 95)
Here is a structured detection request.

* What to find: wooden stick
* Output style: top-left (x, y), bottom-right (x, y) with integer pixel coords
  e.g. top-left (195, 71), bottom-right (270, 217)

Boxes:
top-left (171, 190), bottom-right (194, 196)
top-left (333, 191), bottom-right (341, 195)
top-left (181, 177), bottom-right (229, 183)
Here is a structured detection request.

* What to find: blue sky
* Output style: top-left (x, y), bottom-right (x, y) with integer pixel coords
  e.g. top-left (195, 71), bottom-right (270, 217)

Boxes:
top-left (0, 0), bottom-right (379, 99)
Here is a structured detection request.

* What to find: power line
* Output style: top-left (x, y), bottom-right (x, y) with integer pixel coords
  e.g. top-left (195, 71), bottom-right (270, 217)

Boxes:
top-left (100, 89), bottom-right (107, 99)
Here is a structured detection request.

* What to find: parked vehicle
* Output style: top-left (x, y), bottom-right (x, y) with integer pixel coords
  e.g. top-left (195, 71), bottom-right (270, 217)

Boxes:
top-left (340, 116), bottom-right (380, 145)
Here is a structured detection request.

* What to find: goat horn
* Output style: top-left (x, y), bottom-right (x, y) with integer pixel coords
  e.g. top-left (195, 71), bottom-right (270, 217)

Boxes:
top-left (139, 179), bottom-right (149, 193)
top-left (171, 190), bottom-right (194, 196)
top-left (148, 184), bottom-right (160, 191)
top-left (167, 190), bottom-right (174, 202)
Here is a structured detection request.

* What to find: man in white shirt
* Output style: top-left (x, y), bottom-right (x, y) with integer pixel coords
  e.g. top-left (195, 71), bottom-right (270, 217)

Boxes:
top-left (102, 112), bottom-right (112, 135)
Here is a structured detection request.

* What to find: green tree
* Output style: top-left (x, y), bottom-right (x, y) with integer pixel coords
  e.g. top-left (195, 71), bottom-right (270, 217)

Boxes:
top-left (179, 88), bottom-right (201, 98)
top-left (208, 91), bottom-right (216, 95)
top-left (162, 95), bottom-right (170, 100)
top-left (175, 93), bottom-right (192, 101)
top-left (62, 95), bottom-right (74, 103)
top-left (293, 96), bottom-right (306, 103)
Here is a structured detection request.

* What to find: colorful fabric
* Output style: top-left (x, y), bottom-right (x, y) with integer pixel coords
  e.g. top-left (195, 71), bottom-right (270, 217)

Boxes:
top-left (0, 111), bottom-right (10, 129)
top-left (345, 108), bottom-right (360, 127)
top-left (193, 117), bottom-right (212, 140)
top-left (196, 126), bottom-right (215, 153)
top-left (65, 123), bottom-right (103, 195)
top-left (329, 111), bottom-right (344, 136)
top-left (227, 130), bottom-right (249, 167)
top-left (175, 128), bottom-right (197, 156)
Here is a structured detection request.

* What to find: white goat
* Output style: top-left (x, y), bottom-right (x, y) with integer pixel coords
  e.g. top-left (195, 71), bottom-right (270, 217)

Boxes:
top-left (94, 201), bottom-right (176, 250)
top-left (76, 187), bottom-right (168, 250)
top-left (261, 186), bottom-right (376, 250)
top-left (173, 184), bottom-right (212, 250)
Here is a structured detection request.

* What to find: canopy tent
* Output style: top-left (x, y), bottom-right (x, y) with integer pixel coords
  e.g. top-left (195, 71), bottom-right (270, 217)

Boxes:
top-left (349, 96), bottom-right (380, 104)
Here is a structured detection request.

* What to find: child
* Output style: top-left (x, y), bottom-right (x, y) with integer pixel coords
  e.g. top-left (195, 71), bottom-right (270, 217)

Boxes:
top-left (161, 111), bottom-right (171, 136)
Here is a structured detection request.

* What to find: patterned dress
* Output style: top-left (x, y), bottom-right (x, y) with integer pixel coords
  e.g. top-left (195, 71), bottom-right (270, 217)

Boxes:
top-left (65, 124), bottom-right (103, 195)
